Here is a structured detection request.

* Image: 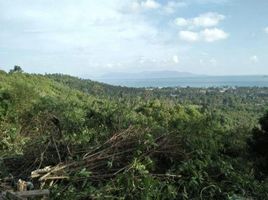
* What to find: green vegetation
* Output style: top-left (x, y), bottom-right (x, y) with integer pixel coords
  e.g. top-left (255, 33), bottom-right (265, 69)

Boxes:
top-left (0, 68), bottom-right (268, 199)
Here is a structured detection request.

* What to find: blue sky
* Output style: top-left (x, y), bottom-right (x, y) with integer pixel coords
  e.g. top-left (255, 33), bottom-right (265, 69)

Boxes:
top-left (0, 0), bottom-right (268, 77)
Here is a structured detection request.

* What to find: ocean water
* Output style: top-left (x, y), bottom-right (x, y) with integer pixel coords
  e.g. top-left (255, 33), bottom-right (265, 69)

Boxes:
top-left (97, 76), bottom-right (268, 88)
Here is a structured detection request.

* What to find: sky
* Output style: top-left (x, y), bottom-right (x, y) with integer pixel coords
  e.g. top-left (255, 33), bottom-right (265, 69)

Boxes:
top-left (0, 0), bottom-right (268, 77)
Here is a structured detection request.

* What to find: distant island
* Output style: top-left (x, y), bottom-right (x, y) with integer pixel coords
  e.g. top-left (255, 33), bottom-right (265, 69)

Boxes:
top-left (100, 70), bottom-right (199, 80)
top-left (94, 71), bottom-right (268, 88)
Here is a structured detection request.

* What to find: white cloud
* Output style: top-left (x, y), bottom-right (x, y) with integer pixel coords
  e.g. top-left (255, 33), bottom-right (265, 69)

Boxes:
top-left (179, 28), bottom-right (228, 42)
top-left (193, 12), bottom-right (225, 27)
top-left (264, 27), bottom-right (268, 34)
top-left (198, 57), bottom-right (217, 65)
top-left (173, 55), bottom-right (179, 63)
top-left (106, 63), bottom-right (114, 68)
top-left (200, 28), bottom-right (228, 42)
top-left (174, 12), bottom-right (225, 28)
top-left (175, 18), bottom-right (189, 26)
top-left (250, 55), bottom-right (259, 63)
top-left (209, 58), bottom-right (217, 65)
top-left (141, 0), bottom-right (161, 9)
top-left (176, 12), bottom-right (228, 43)
top-left (179, 31), bottom-right (199, 42)
top-left (131, 2), bottom-right (142, 11)
top-left (118, 23), bottom-right (158, 39)
top-left (194, 0), bottom-right (229, 4)
top-left (130, 0), bottom-right (161, 12)
top-left (163, 1), bottom-right (187, 14)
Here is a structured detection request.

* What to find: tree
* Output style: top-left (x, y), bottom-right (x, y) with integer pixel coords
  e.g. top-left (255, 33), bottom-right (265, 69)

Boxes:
top-left (9, 65), bottom-right (23, 73)
top-left (248, 111), bottom-right (268, 177)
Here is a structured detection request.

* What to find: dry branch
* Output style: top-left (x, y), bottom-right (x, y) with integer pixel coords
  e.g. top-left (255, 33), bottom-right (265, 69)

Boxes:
top-left (29, 127), bottom-right (184, 186)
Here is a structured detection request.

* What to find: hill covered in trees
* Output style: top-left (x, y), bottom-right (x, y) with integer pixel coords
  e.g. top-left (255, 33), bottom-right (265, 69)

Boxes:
top-left (0, 69), bottom-right (268, 199)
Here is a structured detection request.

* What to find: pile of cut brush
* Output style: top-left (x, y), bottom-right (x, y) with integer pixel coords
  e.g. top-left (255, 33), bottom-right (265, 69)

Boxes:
top-left (28, 127), bottom-right (185, 188)
top-left (2, 127), bottom-right (186, 192)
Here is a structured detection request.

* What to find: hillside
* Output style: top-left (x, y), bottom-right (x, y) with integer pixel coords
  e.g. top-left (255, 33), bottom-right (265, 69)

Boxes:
top-left (0, 70), bottom-right (268, 199)
top-left (45, 73), bottom-right (145, 98)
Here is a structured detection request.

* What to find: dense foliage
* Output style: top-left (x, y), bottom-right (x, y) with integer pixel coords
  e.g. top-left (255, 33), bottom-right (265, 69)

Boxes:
top-left (0, 69), bottom-right (268, 199)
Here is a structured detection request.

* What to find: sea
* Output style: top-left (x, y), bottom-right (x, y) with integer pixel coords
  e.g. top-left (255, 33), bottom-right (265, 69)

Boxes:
top-left (96, 76), bottom-right (268, 88)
